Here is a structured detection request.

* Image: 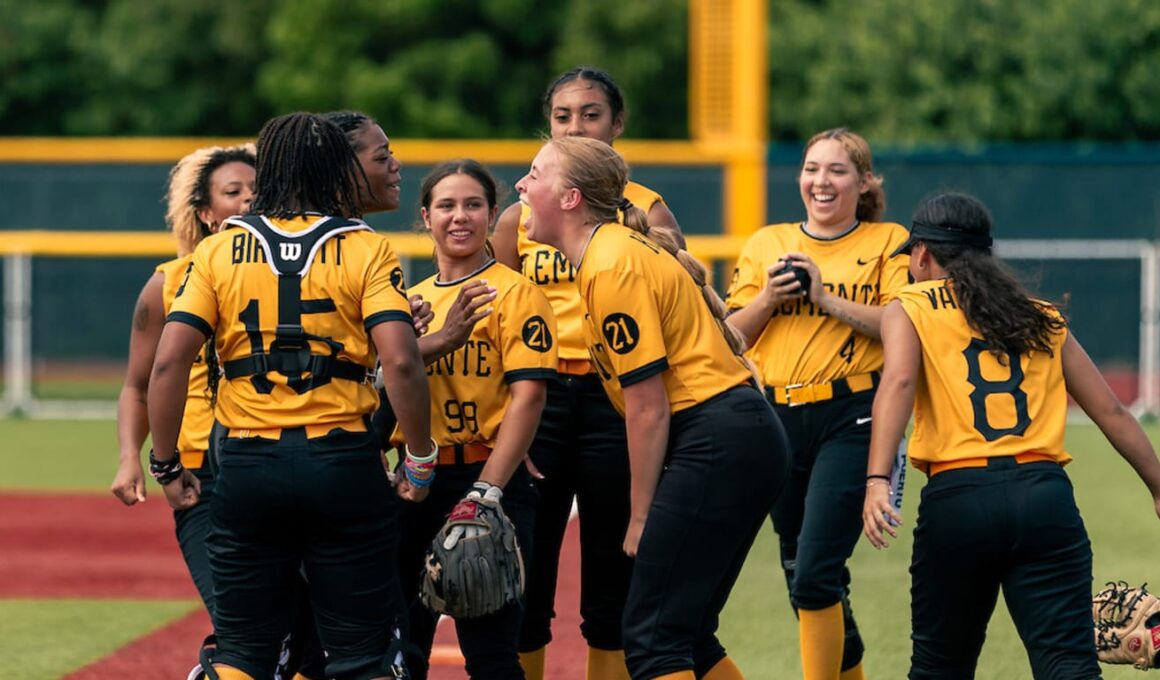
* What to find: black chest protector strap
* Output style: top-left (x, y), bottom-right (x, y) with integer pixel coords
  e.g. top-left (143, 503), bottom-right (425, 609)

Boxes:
top-left (220, 215), bottom-right (375, 391)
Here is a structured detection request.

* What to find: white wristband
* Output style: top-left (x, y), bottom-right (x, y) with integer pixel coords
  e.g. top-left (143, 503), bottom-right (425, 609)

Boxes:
top-left (406, 437), bottom-right (439, 463)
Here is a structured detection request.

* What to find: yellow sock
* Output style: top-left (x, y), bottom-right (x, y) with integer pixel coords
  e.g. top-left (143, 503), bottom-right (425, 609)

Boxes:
top-left (519, 646), bottom-right (546, 680)
top-left (210, 666), bottom-right (255, 680)
top-left (702, 655), bottom-right (745, 679)
top-left (587, 647), bottom-right (631, 680)
top-left (800, 603), bottom-right (845, 680)
top-left (839, 662), bottom-right (866, 680)
top-left (652, 673), bottom-right (695, 680)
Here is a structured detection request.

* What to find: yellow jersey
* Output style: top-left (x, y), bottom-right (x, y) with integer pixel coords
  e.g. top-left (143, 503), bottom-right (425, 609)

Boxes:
top-left (578, 223), bottom-right (751, 415)
top-left (391, 260), bottom-right (557, 451)
top-left (169, 215), bottom-right (413, 431)
top-left (157, 255), bottom-right (212, 468)
top-left (897, 279), bottom-right (1071, 468)
top-left (726, 221), bottom-right (911, 386)
top-left (517, 181), bottom-right (664, 361)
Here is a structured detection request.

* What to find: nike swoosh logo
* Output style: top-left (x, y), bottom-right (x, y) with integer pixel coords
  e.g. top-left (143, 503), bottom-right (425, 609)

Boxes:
top-left (856, 258), bottom-right (871, 265)
top-left (856, 417), bottom-right (872, 425)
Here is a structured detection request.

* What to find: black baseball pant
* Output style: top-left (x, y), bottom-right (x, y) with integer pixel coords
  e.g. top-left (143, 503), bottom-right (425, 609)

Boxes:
top-left (623, 385), bottom-right (789, 679)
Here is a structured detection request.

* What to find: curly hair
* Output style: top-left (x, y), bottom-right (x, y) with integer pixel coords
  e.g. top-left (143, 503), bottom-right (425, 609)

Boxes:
top-left (915, 192), bottom-right (1066, 360)
top-left (165, 143), bottom-right (256, 256)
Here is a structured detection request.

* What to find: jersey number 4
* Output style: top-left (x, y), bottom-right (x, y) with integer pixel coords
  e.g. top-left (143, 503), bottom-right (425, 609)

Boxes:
top-left (962, 338), bottom-right (1031, 441)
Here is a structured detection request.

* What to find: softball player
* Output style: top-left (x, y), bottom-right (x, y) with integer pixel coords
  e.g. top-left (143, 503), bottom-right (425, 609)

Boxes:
top-left (112, 143), bottom-right (254, 670)
top-left (862, 191), bottom-right (1160, 679)
top-left (726, 128), bottom-right (909, 680)
top-left (491, 66), bottom-right (682, 680)
top-left (516, 135), bottom-right (789, 680)
top-left (147, 112), bottom-right (433, 680)
top-left (391, 159), bottom-right (556, 679)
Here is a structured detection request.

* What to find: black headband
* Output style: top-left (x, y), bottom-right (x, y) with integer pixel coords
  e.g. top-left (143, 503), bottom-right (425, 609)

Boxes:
top-left (891, 220), bottom-right (994, 257)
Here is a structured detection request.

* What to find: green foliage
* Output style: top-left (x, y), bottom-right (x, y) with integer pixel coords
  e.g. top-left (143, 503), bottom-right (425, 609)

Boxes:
top-left (4, 1), bottom-right (1160, 140)
top-left (770, 0), bottom-right (1160, 142)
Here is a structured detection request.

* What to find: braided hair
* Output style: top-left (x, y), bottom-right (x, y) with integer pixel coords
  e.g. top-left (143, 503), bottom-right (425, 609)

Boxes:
top-left (915, 192), bottom-right (1066, 361)
top-left (249, 112), bottom-right (368, 219)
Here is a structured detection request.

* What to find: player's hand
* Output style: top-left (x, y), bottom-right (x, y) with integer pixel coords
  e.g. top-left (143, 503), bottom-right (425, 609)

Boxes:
top-left (862, 481), bottom-right (902, 549)
top-left (442, 482), bottom-right (504, 549)
top-left (782, 252), bottom-right (825, 303)
top-left (763, 256), bottom-right (808, 306)
top-left (441, 280), bottom-right (497, 349)
top-left (623, 516), bottom-right (646, 557)
top-left (111, 458), bottom-right (147, 505)
top-left (161, 469), bottom-right (201, 511)
top-left (396, 475), bottom-right (429, 503)
top-left (410, 294), bottom-right (434, 337)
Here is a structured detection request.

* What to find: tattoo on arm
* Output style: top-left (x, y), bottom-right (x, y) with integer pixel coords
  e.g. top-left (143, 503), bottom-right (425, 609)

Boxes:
top-left (830, 304), bottom-right (874, 336)
top-left (132, 298), bottom-right (150, 331)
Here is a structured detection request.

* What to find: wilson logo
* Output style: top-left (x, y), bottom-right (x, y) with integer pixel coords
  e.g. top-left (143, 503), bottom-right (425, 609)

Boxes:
top-left (280, 242), bottom-right (302, 261)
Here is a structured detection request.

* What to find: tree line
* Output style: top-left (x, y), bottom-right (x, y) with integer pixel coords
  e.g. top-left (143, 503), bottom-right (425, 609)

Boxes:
top-left (4, 0), bottom-right (1158, 142)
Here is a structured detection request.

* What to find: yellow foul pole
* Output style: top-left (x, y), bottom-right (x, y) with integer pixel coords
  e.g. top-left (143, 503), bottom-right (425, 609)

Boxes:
top-left (690, 0), bottom-right (768, 236)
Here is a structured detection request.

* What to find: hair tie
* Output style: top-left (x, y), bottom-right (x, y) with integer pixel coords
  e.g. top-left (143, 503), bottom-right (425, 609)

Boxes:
top-left (619, 197), bottom-right (633, 212)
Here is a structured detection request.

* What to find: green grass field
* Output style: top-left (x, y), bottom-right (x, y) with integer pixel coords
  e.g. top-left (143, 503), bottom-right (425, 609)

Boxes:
top-left (1, 418), bottom-right (1157, 678)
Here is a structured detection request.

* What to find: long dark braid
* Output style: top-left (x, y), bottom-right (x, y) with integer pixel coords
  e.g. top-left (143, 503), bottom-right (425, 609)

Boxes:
top-left (249, 112), bottom-right (367, 219)
top-left (203, 334), bottom-right (221, 408)
top-left (917, 192), bottom-right (1066, 360)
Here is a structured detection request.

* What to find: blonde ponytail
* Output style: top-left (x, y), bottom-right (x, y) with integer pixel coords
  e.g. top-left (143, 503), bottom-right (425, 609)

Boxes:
top-left (553, 136), bottom-right (758, 379)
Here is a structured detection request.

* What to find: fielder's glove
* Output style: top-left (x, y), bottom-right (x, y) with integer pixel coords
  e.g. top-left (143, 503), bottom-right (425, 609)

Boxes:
top-left (420, 481), bottom-right (524, 619)
top-left (1093, 581), bottom-right (1160, 670)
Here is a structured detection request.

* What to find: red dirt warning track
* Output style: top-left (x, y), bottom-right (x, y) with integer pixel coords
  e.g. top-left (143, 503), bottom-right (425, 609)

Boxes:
top-left (1, 492), bottom-right (584, 679)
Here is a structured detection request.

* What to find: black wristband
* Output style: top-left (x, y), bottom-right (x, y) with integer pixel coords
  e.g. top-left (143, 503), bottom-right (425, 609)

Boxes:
top-left (148, 448), bottom-right (185, 485)
top-left (866, 473), bottom-right (891, 482)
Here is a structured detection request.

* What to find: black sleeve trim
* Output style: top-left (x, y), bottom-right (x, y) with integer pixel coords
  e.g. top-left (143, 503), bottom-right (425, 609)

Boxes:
top-left (364, 310), bottom-right (413, 330)
top-left (619, 357), bottom-right (669, 387)
top-left (504, 368), bottom-right (557, 384)
top-left (166, 311), bottom-right (213, 338)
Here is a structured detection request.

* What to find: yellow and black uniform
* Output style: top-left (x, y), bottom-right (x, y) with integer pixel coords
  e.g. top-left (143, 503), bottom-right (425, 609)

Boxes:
top-left (157, 255), bottom-right (218, 615)
top-left (579, 223), bottom-right (789, 679)
top-left (897, 279), bottom-right (1095, 679)
top-left (516, 181), bottom-right (665, 662)
top-left (168, 214), bottom-right (414, 680)
top-left (899, 279), bottom-right (1069, 471)
top-left (391, 259), bottom-right (556, 680)
top-left (726, 220), bottom-right (910, 672)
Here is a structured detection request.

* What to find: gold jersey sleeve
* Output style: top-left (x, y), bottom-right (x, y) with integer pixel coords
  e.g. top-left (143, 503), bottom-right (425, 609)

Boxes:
top-left (157, 255), bottom-right (212, 468)
top-left (390, 261), bottom-right (557, 450)
top-left (169, 216), bottom-right (413, 431)
top-left (898, 279), bottom-right (1071, 469)
top-left (517, 181), bottom-right (665, 361)
top-left (725, 221), bottom-right (911, 386)
top-left (578, 224), bottom-right (751, 415)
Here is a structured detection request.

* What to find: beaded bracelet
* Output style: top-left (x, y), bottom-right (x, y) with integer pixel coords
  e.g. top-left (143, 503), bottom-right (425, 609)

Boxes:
top-left (148, 448), bottom-right (185, 485)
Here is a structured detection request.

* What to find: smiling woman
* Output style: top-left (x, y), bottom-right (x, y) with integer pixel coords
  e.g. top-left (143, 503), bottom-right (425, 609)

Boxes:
top-left (390, 159), bottom-right (557, 679)
top-left (724, 128), bottom-right (910, 680)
